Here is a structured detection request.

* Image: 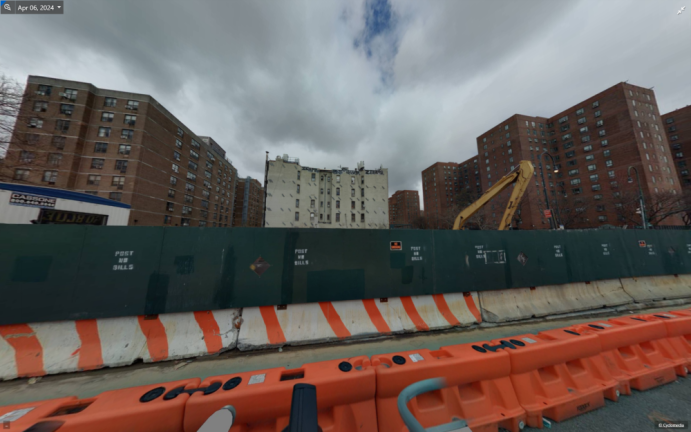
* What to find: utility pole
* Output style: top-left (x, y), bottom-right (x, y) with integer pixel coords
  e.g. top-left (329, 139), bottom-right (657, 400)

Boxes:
top-left (262, 151), bottom-right (269, 228)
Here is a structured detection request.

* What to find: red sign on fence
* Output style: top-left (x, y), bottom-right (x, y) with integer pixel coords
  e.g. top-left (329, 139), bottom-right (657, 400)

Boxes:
top-left (543, 209), bottom-right (552, 218)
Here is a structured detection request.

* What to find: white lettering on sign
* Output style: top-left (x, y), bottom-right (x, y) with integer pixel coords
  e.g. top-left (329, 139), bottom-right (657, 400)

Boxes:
top-left (601, 243), bottom-right (610, 256)
top-left (554, 245), bottom-right (563, 258)
top-left (687, 244), bottom-right (691, 254)
top-left (113, 251), bottom-right (135, 271)
top-left (294, 249), bottom-right (310, 266)
top-left (647, 245), bottom-right (656, 256)
top-left (410, 245), bottom-right (423, 261)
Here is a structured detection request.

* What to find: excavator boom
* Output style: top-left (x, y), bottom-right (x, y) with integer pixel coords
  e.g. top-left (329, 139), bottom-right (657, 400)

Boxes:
top-left (452, 160), bottom-right (535, 230)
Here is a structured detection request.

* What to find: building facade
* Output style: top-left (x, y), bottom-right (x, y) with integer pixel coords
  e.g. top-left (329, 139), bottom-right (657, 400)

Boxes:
top-left (476, 82), bottom-right (682, 229)
top-left (421, 156), bottom-right (482, 229)
top-left (233, 177), bottom-right (264, 227)
top-left (662, 106), bottom-right (691, 189)
top-left (1, 76), bottom-right (238, 227)
top-left (388, 190), bottom-right (420, 226)
top-left (265, 155), bottom-right (389, 229)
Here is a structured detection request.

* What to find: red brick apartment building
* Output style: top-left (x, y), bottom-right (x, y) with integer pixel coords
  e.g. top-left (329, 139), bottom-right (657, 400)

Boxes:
top-left (1, 76), bottom-right (238, 227)
top-left (422, 156), bottom-right (482, 228)
top-left (662, 106), bottom-right (691, 189)
top-left (388, 190), bottom-right (420, 226)
top-left (233, 177), bottom-right (264, 227)
top-left (475, 82), bottom-right (682, 229)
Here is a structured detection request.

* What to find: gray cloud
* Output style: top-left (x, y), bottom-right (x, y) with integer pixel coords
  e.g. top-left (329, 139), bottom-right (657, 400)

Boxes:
top-left (1, 0), bottom-right (689, 208)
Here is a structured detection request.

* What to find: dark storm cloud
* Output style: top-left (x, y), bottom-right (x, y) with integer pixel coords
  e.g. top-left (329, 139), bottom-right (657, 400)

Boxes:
top-left (0, 0), bottom-right (689, 207)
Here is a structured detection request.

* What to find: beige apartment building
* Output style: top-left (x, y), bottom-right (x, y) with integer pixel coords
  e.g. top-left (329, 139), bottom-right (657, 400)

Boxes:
top-left (265, 155), bottom-right (389, 229)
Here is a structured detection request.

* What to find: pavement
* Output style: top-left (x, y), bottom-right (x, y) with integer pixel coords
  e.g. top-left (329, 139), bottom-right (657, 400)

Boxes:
top-left (1, 305), bottom-right (690, 431)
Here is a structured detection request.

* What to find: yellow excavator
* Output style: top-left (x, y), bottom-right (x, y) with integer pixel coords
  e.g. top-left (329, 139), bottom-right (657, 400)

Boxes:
top-left (452, 160), bottom-right (535, 230)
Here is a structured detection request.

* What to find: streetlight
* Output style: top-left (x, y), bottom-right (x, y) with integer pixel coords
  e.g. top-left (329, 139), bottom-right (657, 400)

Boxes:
top-left (627, 166), bottom-right (648, 229)
top-left (539, 152), bottom-right (561, 229)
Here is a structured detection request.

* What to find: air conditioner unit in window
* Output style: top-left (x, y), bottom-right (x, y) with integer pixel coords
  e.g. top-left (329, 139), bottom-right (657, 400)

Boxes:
top-left (36, 91), bottom-right (46, 96)
top-left (59, 92), bottom-right (67, 98)
top-left (64, 111), bottom-right (73, 115)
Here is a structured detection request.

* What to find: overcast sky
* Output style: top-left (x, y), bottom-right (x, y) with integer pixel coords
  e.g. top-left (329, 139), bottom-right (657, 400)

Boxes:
top-left (1, 0), bottom-right (689, 209)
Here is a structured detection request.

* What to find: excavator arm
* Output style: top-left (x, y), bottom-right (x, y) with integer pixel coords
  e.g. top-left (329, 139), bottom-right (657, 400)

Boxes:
top-left (452, 160), bottom-right (535, 230)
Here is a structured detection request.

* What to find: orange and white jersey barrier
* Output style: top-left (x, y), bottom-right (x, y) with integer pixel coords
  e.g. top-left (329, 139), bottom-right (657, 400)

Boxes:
top-left (237, 293), bottom-right (482, 350)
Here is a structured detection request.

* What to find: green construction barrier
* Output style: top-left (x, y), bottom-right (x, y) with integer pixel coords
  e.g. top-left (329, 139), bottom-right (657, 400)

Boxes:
top-left (1, 225), bottom-right (690, 325)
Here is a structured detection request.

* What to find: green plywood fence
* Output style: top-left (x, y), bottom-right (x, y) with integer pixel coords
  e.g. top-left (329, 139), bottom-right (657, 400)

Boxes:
top-left (1, 225), bottom-right (690, 325)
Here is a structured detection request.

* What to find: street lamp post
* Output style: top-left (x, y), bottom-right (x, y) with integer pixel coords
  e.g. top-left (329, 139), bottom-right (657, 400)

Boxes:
top-left (627, 166), bottom-right (648, 229)
top-left (539, 152), bottom-right (561, 229)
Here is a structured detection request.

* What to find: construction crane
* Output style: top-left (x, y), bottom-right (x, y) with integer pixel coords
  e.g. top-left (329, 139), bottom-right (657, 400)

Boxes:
top-left (452, 160), bottom-right (535, 230)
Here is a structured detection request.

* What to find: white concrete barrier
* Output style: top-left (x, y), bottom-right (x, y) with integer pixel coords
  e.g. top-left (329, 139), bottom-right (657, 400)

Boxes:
top-left (620, 275), bottom-right (691, 302)
top-left (478, 279), bottom-right (634, 323)
top-left (237, 293), bottom-right (482, 351)
top-left (0, 309), bottom-right (240, 381)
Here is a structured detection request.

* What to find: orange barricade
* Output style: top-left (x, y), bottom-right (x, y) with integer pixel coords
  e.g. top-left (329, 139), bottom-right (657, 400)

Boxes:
top-left (0, 397), bottom-right (77, 430)
top-left (1, 379), bottom-right (199, 432)
top-left (452, 333), bottom-right (617, 429)
top-left (372, 346), bottom-right (526, 432)
top-left (561, 316), bottom-right (685, 395)
top-left (623, 311), bottom-right (691, 372)
top-left (182, 356), bottom-right (377, 432)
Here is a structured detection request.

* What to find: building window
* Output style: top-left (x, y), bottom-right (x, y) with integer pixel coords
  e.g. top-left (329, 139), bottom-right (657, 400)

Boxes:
top-left (36, 85), bottom-right (52, 96)
top-left (185, 194), bottom-right (194, 204)
top-left (351, 214), bottom-right (356, 222)
top-left (295, 199), bottom-right (299, 208)
top-left (336, 213), bottom-right (341, 222)
top-left (14, 169), bottom-right (30, 180)
top-left (570, 178), bottom-right (581, 185)
top-left (581, 136), bottom-right (590, 143)
top-left (666, 117), bottom-right (674, 124)
top-left (175, 139), bottom-right (183, 149)
top-left (168, 188), bottom-right (176, 198)
top-left (176, 127), bottom-right (184, 137)
top-left (336, 200), bottom-right (340, 209)
top-left (118, 144), bottom-right (131, 155)
top-left (48, 153), bottom-right (62, 166)
top-left (52, 136), bottom-right (66, 149)
top-left (33, 101), bottom-right (48, 112)
top-left (671, 135), bottom-right (679, 141)
top-left (576, 108), bottom-right (584, 115)
top-left (19, 150), bottom-right (35, 163)
top-left (598, 130), bottom-right (606, 137)
top-left (587, 164), bottom-right (596, 171)
top-left (112, 176), bottom-right (125, 187)
top-left (351, 189), bottom-right (355, 197)
top-left (92, 142), bottom-right (107, 153)
top-left (572, 187), bottom-right (582, 194)
top-left (578, 117), bottom-right (586, 125)
top-left (188, 161), bottom-right (198, 171)
top-left (190, 149), bottom-right (199, 160)
top-left (606, 160), bottom-right (613, 167)
top-left (170, 176), bottom-right (177, 186)
top-left (598, 215), bottom-right (607, 222)
top-left (115, 160), bottom-right (128, 172)
top-left (601, 140), bottom-right (608, 147)
top-left (589, 174), bottom-right (599, 182)
top-left (101, 112), bottom-right (114, 122)
top-left (87, 174), bottom-right (101, 185)
top-left (361, 189), bottom-right (365, 197)
top-left (41, 170), bottom-right (58, 183)
top-left (109, 192), bottom-right (122, 202)
top-left (173, 151), bottom-right (181, 161)
top-left (594, 194), bottom-right (603, 200)
top-left (182, 206), bottom-right (192, 215)
top-left (121, 129), bottom-right (134, 139)
top-left (97, 126), bottom-right (110, 137)
top-left (351, 201), bottom-right (355, 209)
top-left (361, 201), bottom-right (365, 210)
top-left (361, 214), bottom-right (365, 222)
top-left (603, 150), bottom-right (611, 157)
top-left (187, 172), bottom-right (197, 181)
top-left (596, 120), bottom-right (604, 128)
top-left (563, 141), bottom-right (574, 150)
top-left (172, 163), bottom-right (179, 173)
top-left (91, 158), bottom-right (104, 169)
top-left (568, 169), bottom-right (579, 176)
top-left (124, 115), bottom-right (136, 126)
top-left (297, 171), bottom-right (301, 180)
top-left (104, 97), bottom-right (117, 107)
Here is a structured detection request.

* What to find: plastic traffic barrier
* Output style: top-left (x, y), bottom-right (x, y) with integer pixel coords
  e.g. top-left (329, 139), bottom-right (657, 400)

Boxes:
top-left (453, 332), bottom-right (618, 429)
top-left (622, 311), bottom-right (691, 372)
top-left (0, 397), bottom-right (77, 431)
top-left (561, 316), bottom-right (685, 395)
top-left (1, 379), bottom-right (200, 432)
top-left (182, 356), bottom-right (377, 432)
top-left (372, 346), bottom-right (526, 432)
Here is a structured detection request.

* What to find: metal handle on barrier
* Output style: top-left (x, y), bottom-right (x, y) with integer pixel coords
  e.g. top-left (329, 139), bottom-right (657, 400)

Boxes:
top-left (397, 378), bottom-right (470, 432)
top-left (196, 405), bottom-right (236, 432)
